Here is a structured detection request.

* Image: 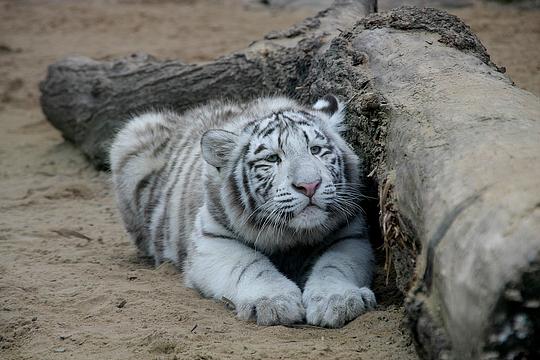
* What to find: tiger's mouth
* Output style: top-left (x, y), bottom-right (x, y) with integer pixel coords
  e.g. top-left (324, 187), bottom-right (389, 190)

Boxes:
top-left (296, 203), bottom-right (326, 219)
top-left (302, 203), bottom-right (322, 211)
top-left (302, 197), bottom-right (326, 211)
top-left (289, 204), bottom-right (328, 230)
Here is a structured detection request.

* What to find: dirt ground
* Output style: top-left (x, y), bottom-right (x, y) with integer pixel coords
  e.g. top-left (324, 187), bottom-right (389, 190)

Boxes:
top-left (0, 1), bottom-right (538, 359)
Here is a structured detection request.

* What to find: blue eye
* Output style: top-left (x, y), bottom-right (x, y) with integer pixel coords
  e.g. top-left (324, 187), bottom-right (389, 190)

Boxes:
top-left (310, 146), bottom-right (322, 155)
top-left (265, 154), bottom-right (280, 163)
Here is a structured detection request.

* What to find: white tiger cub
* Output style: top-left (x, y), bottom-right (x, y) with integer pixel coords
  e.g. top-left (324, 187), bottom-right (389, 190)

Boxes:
top-left (110, 95), bottom-right (376, 328)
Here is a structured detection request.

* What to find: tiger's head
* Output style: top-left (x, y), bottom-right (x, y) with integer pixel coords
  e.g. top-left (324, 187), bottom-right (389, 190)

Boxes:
top-left (201, 95), bottom-right (362, 250)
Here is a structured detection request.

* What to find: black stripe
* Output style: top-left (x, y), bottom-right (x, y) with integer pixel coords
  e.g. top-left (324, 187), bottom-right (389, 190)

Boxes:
top-left (151, 139), bottom-right (169, 158)
top-left (233, 144), bottom-right (253, 211)
top-left (156, 145), bottom-right (191, 243)
top-left (244, 114), bottom-right (274, 132)
top-left (254, 144), bottom-right (267, 154)
top-left (256, 114), bottom-right (278, 137)
top-left (134, 171), bottom-right (155, 209)
top-left (144, 165), bottom-right (166, 221)
top-left (280, 113), bottom-right (298, 125)
top-left (294, 120), bottom-right (312, 126)
top-left (261, 175), bottom-right (274, 198)
top-left (147, 134), bottom-right (193, 264)
top-left (227, 174), bottom-right (244, 213)
top-left (154, 141), bottom-right (197, 260)
top-left (262, 126), bottom-right (276, 137)
top-left (278, 204), bottom-right (297, 211)
top-left (227, 146), bottom-right (248, 214)
top-left (181, 160), bottom-right (202, 239)
top-left (276, 197), bottom-right (293, 204)
top-left (298, 110), bottom-right (319, 122)
top-left (144, 132), bottom-right (181, 216)
top-left (202, 231), bottom-right (235, 240)
top-left (154, 205), bottom-right (167, 264)
top-left (252, 164), bottom-right (271, 170)
top-left (241, 164), bottom-right (256, 210)
top-left (236, 258), bottom-right (264, 286)
top-left (145, 130), bottom-right (192, 222)
top-left (320, 150), bottom-right (332, 157)
top-left (116, 121), bottom-right (171, 172)
top-left (115, 143), bottom-right (150, 173)
top-left (208, 202), bottom-right (231, 229)
top-left (321, 265), bottom-right (348, 279)
top-left (302, 130), bottom-right (310, 146)
top-left (314, 130), bottom-right (325, 140)
top-left (255, 269), bottom-right (271, 279)
top-left (251, 123), bottom-right (260, 136)
top-left (177, 148), bottom-right (202, 243)
top-left (335, 152), bottom-right (345, 183)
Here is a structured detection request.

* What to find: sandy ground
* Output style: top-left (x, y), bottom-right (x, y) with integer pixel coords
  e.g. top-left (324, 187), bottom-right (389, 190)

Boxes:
top-left (0, 1), bottom-right (538, 359)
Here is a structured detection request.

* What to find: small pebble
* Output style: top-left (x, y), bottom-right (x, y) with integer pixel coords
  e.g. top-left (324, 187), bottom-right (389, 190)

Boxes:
top-left (117, 299), bottom-right (127, 308)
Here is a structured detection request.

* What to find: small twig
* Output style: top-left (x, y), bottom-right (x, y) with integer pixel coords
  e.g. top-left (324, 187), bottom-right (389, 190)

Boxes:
top-left (52, 228), bottom-right (93, 241)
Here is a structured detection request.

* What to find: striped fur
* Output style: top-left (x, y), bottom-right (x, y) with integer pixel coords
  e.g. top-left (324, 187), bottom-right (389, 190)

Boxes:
top-left (111, 96), bottom-right (376, 328)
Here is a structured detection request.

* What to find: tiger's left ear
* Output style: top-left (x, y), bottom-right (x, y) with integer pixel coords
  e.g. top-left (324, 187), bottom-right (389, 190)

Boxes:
top-left (201, 129), bottom-right (238, 169)
top-left (313, 94), bottom-right (345, 132)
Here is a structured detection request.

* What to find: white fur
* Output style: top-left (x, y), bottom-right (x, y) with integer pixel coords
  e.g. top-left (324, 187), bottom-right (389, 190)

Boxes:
top-left (111, 96), bottom-right (376, 328)
top-left (185, 206), bottom-right (305, 325)
top-left (303, 216), bottom-right (376, 327)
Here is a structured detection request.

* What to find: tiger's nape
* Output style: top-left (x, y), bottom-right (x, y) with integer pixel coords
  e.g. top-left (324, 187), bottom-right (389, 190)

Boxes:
top-left (111, 95), bottom-right (376, 328)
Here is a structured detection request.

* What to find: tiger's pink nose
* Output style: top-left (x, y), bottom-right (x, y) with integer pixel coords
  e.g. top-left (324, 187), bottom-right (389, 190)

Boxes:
top-left (293, 181), bottom-right (321, 198)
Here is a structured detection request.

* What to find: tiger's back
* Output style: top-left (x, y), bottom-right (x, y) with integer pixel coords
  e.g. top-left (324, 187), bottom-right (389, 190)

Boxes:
top-left (110, 102), bottom-right (243, 265)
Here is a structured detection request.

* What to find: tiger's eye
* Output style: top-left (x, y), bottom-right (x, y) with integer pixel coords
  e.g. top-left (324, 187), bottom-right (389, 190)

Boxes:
top-left (265, 154), bottom-right (280, 163)
top-left (310, 146), bottom-right (322, 155)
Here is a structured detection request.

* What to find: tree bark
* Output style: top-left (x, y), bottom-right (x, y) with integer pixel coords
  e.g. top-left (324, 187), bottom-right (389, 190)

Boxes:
top-left (354, 9), bottom-right (540, 359)
top-left (40, 1), bottom-right (540, 359)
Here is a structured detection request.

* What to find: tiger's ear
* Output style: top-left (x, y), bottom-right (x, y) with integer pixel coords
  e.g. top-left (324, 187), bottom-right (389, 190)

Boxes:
top-left (201, 129), bottom-right (238, 168)
top-left (313, 94), bottom-right (345, 132)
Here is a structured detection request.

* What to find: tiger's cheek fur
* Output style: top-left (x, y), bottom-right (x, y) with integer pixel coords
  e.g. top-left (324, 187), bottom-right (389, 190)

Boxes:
top-left (249, 162), bottom-right (276, 203)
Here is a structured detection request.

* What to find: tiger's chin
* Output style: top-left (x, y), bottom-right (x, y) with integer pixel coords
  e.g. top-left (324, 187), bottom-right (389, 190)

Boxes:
top-left (288, 205), bottom-right (328, 230)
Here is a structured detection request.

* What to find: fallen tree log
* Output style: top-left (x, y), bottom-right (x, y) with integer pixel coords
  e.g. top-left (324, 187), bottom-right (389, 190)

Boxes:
top-left (40, 1), bottom-right (540, 359)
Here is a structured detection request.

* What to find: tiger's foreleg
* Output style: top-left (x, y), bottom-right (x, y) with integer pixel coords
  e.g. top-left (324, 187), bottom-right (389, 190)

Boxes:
top-left (184, 208), bottom-right (305, 325)
top-left (302, 217), bottom-right (376, 328)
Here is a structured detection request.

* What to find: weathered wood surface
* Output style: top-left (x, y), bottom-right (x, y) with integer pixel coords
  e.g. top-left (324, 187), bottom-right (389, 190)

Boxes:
top-left (40, 1), bottom-right (540, 359)
top-left (354, 9), bottom-right (540, 359)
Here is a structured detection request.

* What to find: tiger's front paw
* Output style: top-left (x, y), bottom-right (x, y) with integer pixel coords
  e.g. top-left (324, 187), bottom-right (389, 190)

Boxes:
top-left (303, 285), bottom-right (376, 328)
top-left (236, 290), bottom-right (305, 326)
